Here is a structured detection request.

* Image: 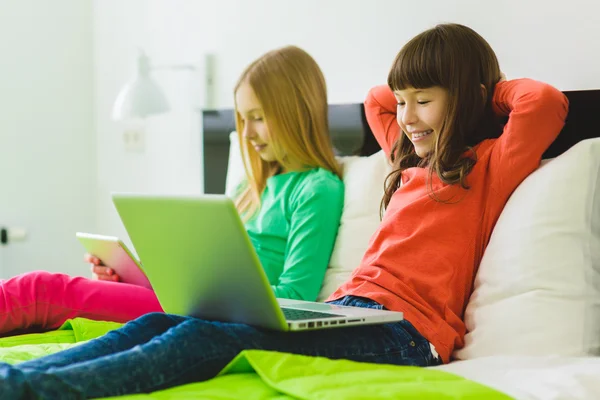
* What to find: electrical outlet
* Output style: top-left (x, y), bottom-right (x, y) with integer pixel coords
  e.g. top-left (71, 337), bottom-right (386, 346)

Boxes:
top-left (123, 128), bottom-right (145, 152)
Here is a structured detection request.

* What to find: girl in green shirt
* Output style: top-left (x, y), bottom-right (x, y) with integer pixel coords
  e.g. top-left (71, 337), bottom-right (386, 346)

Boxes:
top-left (233, 45), bottom-right (344, 301)
top-left (0, 45), bottom-right (344, 336)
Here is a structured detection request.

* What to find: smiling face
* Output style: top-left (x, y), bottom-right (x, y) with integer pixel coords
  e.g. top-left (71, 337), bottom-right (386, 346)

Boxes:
top-left (394, 86), bottom-right (450, 158)
top-left (235, 82), bottom-right (277, 162)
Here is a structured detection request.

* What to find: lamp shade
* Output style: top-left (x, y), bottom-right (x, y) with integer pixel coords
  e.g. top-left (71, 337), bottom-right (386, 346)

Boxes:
top-left (111, 52), bottom-right (170, 120)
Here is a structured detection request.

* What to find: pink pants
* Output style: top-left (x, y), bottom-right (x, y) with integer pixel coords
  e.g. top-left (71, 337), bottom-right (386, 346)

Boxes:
top-left (0, 270), bottom-right (163, 337)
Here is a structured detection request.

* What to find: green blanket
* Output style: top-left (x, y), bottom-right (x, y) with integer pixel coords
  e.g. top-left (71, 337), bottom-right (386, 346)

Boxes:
top-left (0, 318), bottom-right (511, 399)
top-left (0, 318), bottom-right (122, 364)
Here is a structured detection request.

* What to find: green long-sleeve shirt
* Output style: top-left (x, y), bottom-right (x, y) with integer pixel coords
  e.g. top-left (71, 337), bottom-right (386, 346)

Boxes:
top-left (243, 168), bottom-right (344, 301)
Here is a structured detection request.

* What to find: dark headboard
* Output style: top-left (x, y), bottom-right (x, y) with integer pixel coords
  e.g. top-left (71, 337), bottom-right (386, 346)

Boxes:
top-left (201, 104), bottom-right (379, 194)
top-left (201, 89), bottom-right (600, 194)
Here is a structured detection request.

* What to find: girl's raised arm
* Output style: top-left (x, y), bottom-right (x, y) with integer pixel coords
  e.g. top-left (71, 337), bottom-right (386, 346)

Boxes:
top-left (364, 85), bottom-right (400, 159)
top-left (490, 78), bottom-right (568, 192)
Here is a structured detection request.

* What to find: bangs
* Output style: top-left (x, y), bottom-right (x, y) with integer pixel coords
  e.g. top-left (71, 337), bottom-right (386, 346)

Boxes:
top-left (387, 30), bottom-right (447, 91)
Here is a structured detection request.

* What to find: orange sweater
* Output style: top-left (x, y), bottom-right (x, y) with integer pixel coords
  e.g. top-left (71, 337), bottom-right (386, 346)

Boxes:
top-left (328, 79), bottom-right (568, 363)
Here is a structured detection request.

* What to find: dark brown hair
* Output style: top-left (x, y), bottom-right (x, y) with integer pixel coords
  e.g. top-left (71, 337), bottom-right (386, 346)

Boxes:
top-left (382, 23), bottom-right (503, 211)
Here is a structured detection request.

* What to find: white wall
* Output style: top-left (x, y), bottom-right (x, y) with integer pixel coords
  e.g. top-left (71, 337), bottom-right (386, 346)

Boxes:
top-left (0, 1), bottom-right (95, 278)
top-left (92, 0), bottom-right (600, 243)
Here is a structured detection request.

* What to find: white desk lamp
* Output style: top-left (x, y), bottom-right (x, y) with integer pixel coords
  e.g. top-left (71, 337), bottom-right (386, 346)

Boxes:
top-left (112, 50), bottom-right (213, 121)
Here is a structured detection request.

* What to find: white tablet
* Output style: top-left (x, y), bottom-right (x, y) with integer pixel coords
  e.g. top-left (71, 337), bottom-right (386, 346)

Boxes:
top-left (76, 232), bottom-right (152, 289)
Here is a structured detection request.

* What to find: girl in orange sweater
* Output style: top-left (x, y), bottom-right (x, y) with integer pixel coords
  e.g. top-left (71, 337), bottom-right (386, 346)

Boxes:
top-left (329, 23), bottom-right (568, 363)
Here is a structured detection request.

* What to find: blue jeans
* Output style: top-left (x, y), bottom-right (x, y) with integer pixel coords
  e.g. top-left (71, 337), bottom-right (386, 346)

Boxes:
top-left (0, 296), bottom-right (440, 399)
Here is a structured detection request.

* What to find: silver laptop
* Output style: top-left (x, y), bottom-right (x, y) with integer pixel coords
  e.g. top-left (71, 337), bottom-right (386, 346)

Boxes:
top-left (112, 193), bottom-right (403, 331)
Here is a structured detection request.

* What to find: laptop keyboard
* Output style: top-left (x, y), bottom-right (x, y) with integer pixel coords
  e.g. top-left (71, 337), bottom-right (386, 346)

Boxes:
top-left (282, 307), bottom-right (344, 321)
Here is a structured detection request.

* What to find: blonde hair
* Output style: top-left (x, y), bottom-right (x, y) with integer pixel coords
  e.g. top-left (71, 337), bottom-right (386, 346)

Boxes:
top-left (234, 45), bottom-right (342, 219)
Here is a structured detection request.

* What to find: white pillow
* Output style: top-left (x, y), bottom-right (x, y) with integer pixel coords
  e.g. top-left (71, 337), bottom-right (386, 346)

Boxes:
top-left (318, 150), bottom-right (391, 300)
top-left (455, 138), bottom-right (600, 360)
top-left (225, 131), bottom-right (245, 198)
top-left (224, 131), bottom-right (390, 301)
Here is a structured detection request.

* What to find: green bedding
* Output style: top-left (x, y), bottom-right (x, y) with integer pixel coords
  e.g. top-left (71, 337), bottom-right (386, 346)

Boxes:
top-left (0, 318), bottom-right (512, 399)
top-left (0, 318), bottom-right (122, 364)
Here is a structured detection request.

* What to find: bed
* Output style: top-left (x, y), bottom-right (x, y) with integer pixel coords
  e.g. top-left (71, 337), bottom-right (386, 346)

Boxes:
top-left (1, 89), bottom-right (599, 399)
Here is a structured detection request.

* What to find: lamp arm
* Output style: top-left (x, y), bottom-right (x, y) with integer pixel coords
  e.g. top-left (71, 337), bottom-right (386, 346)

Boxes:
top-left (152, 64), bottom-right (197, 72)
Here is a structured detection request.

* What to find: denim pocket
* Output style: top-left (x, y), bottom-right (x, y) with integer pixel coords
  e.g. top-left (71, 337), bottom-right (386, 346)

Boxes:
top-left (369, 302), bottom-right (385, 310)
top-left (329, 295), bottom-right (386, 310)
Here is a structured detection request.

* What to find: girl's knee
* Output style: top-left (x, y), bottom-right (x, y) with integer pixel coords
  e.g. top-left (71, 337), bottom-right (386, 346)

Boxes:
top-left (133, 312), bottom-right (179, 327)
top-left (12, 270), bottom-right (68, 293)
